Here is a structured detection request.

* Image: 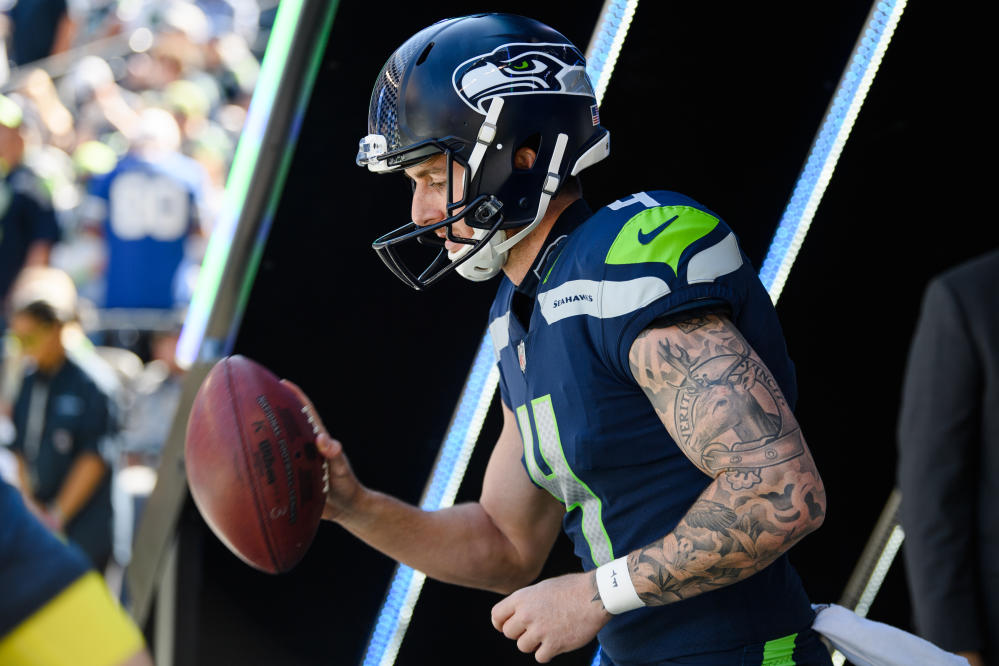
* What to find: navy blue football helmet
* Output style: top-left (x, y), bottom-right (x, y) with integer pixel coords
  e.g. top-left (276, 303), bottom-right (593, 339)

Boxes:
top-left (357, 13), bottom-right (610, 290)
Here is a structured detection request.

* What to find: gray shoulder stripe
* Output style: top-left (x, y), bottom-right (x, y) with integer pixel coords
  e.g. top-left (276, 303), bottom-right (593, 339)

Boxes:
top-left (539, 277), bottom-right (671, 325)
top-left (488, 312), bottom-right (511, 359)
top-left (687, 232), bottom-right (743, 283)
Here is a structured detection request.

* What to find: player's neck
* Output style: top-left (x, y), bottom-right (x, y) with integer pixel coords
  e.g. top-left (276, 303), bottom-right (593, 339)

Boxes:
top-left (502, 194), bottom-right (578, 286)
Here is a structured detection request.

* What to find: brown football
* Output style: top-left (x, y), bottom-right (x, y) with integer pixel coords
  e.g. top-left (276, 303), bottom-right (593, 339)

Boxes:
top-left (185, 355), bottom-right (325, 573)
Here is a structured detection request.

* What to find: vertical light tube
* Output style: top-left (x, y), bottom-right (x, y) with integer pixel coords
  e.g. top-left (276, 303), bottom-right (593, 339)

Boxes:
top-left (125, 0), bottom-right (338, 630)
top-left (361, 5), bottom-right (642, 664)
top-left (759, 0), bottom-right (907, 304)
top-left (585, 0), bottom-right (640, 105)
top-left (176, 0), bottom-right (337, 366)
top-left (362, 334), bottom-right (499, 666)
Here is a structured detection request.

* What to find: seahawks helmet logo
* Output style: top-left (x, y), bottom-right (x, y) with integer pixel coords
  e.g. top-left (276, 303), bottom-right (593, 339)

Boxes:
top-left (452, 42), bottom-right (595, 114)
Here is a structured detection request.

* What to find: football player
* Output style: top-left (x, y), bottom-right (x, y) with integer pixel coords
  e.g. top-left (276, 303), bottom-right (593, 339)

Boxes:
top-left (293, 13), bottom-right (830, 665)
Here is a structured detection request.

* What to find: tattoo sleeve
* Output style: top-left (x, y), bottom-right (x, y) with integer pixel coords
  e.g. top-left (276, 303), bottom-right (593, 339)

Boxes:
top-left (625, 314), bottom-right (826, 606)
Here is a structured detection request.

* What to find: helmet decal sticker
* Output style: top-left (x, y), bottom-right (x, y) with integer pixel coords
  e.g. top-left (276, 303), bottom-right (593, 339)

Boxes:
top-left (452, 42), bottom-right (595, 114)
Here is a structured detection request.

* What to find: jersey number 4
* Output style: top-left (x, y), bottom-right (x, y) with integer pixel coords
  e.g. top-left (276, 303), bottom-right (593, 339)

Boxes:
top-left (515, 395), bottom-right (614, 567)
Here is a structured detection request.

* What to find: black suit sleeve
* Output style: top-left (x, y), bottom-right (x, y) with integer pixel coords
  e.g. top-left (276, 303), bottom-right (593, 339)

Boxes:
top-left (897, 277), bottom-right (983, 652)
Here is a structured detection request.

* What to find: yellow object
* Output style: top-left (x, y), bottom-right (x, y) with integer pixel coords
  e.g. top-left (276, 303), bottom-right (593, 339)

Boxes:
top-left (0, 572), bottom-right (145, 666)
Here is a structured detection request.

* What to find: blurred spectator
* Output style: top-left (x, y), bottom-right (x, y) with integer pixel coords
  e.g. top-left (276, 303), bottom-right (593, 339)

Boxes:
top-left (0, 93), bottom-right (60, 331)
top-left (18, 68), bottom-right (75, 152)
top-left (898, 249), bottom-right (999, 666)
top-left (87, 106), bottom-right (206, 314)
top-left (202, 30), bottom-right (258, 107)
top-left (112, 322), bottom-right (182, 569)
top-left (198, 0), bottom-right (260, 45)
top-left (120, 323), bottom-right (182, 464)
top-left (59, 55), bottom-right (141, 149)
top-left (1, 0), bottom-right (77, 67)
top-left (4, 267), bottom-right (115, 571)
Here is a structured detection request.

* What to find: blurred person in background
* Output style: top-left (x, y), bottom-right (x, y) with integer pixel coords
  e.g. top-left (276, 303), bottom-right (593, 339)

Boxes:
top-left (197, 0), bottom-right (260, 47)
top-left (122, 1), bottom-right (219, 102)
top-left (85, 106), bottom-right (207, 357)
top-left (11, 76), bottom-right (85, 244)
top-left (112, 319), bottom-right (183, 576)
top-left (0, 0), bottom-right (76, 67)
top-left (60, 55), bottom-right (141, 148)
top-left (0, 94), bottom-right (60, 334)
top-left (4, 267), bottom-right (116, 572)
top-left (119, 320), bottom-right (183, 467)
top-left (201, 28), bottom-right (258, 108)
top-left (898, 249), bottom-right (999, 666)
top-left (17, 68), bottom-right (75, 153)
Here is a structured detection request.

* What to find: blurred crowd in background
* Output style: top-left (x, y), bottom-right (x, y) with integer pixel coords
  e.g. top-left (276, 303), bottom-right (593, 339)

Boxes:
top-left (0, 0), bottom-right (275, 589)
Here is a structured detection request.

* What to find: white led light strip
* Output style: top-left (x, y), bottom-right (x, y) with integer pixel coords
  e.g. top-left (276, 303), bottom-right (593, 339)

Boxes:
top-left (854, 523), bottom-right (906, 619)
top-left (585, 0), bottom-right (639, 105)
top-left (830, 523), bottom-right (906, 665)
top-left (362, 336), bottom-right (498, 666)
top-left (361, 5), bottom-right (641, 665)
top-left (760, 0), bottom-right (907, 304)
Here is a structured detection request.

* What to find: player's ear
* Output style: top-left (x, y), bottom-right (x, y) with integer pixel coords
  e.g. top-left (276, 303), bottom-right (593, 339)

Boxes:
top-left (513, 146), bottom-right (537, 170)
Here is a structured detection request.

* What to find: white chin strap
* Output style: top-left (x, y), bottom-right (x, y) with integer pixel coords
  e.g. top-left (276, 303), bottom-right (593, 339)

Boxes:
top-left (453, 131), bottom-right (569, 282)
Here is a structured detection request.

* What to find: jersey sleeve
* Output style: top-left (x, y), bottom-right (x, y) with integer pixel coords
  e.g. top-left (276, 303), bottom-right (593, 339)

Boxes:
top-left (594, 195), bottom-right (753, 381)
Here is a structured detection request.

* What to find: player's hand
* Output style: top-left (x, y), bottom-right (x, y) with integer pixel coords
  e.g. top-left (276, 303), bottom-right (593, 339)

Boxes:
top-left (280, 380), bottom-right (363, 522)
top-left (23, 495), bottom-right (61, 532)
top-left (491, 571), bottom-right (611, 663)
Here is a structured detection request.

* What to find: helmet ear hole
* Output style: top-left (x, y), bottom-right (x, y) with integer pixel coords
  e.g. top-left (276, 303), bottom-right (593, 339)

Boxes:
top-left (514, 133), bottom-right (541, 170)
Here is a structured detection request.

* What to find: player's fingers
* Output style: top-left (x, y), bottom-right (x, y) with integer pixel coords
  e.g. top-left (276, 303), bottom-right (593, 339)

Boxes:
top-left (534, 639), bottom-right (562, 664)
top-left (315, 432), bottom-right (342, 459)
top-left (516, 630), bottom-right (541, 654)
top-left (498, 610), bottom-right (528, 640)
top-left (490, 598), bottom-right (515, 631)
top-left (280, 379), bottom-right (328, 432)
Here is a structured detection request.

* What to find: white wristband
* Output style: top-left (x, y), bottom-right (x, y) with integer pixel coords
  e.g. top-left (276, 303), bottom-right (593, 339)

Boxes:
top-left (595, 556), bottom-right (644, 615)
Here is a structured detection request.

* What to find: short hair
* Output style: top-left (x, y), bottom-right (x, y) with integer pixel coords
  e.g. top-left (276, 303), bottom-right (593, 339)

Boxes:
top-left (15, 300), bottom-right (62, 326)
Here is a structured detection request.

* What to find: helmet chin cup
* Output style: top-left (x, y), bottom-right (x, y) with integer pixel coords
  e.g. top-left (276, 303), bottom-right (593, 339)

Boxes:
top-left (454, 229), bottom-right (508, 282)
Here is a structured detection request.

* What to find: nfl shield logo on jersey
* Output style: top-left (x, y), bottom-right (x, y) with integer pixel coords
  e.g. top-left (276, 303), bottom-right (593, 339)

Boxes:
top-left (517, 340), bottom-right (527, 373)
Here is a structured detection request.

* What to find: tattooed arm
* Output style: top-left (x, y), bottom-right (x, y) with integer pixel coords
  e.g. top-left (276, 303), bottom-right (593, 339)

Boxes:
top-left (622, 313), bottom-right (826, 606)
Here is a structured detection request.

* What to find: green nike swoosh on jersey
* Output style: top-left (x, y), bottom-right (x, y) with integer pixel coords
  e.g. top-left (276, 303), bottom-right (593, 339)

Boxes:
top-left (606, 205), bottom-right (720, 275)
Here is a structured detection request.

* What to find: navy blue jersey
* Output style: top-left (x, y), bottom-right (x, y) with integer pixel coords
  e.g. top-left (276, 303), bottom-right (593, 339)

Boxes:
top-left (488, 191), bottom-right (813, 663)
top-left (0, 166), bottom-right (61, 303)
top-left (4, 0), bottom-right (67, 66)
top-left (0, 479), bottom-right (90, 638)
top-left (10, 357), bottom-right (114, 568)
